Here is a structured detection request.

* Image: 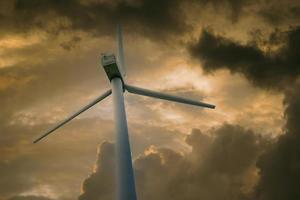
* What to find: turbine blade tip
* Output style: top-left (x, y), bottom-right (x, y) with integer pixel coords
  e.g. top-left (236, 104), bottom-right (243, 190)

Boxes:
top-left (33, 139), bottom-right (40, 144)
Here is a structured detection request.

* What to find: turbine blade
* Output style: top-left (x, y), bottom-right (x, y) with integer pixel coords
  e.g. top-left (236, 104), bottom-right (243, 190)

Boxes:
top-left (125, 84), bottom-right (215, 109)
top-left (117, 24), bottom-right (126, 77)
top-left (33, 89), bottom-right (112, 143)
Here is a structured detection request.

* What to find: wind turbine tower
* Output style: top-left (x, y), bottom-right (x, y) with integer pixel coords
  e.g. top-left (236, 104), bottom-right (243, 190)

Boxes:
top-left (33, 25), bottom-right (215, 200)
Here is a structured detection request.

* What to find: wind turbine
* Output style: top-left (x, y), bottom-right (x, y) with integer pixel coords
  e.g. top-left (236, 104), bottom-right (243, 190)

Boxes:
top-left (33, 25), bottom-right (215, 200)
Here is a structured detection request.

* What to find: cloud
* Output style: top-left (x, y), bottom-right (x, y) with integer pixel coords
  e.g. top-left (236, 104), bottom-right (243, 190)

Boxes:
top-left (0, 116), bottom-right (115, 200)
top-left (79, 123), bottom-right (266, 200)
top-left (1, 0), bottom-right (287, 42)
top-left (258, 1), bottom-right (300, 25)
top-left (188, 24), bottom-right (300, 200)
top-left (7, 195), bottom-right (53, 200)
top-left (188, 26), bottom-right (300, 90)
top-left (1, 1), bottom-right (300, 199)
top-left (60, 36), bottom-right (81, 51)
top-left (78, 141), bottom-right (115, 200)
top-left (0, 20), bottom-right (191, 199)
top-left (254, 83), bottom-right (300, 200)
top-left (190, 0), bottom-right (255, 23)
top-left (0, 0), bottom-right (189, 42)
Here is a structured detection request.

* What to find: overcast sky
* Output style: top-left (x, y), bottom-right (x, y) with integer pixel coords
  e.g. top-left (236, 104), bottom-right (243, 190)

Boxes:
top-left (0, 0), bottom-right (300, 200)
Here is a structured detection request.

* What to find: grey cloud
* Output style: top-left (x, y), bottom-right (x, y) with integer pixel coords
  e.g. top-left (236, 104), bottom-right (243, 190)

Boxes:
top-left (254, 83), bottom-right (300, 200)
top-left (0, 0), bottom-right (189, 42)
top-left (191, 0), bottom-right (255, 23)
top-left (79, 123), bottom-right (266, 200)
top-left (188, 27), bottom-right (300, 90)
top-left (1, 0), bottom-right (286, 42)
top-left (78, 141), bottom-right (115, 200)
top-left (188, 23), bottom-right (300, 200)
top-left (258, 1), bottom-right (300, 25)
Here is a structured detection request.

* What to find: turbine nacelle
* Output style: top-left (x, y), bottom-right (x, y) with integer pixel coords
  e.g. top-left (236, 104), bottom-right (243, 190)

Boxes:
top-left (101, 53), bottom-right (123, 81)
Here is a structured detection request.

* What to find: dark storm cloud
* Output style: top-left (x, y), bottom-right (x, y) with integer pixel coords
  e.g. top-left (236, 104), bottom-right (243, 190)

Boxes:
top-left (188, 23), bottom-right (300, 200)
top-left (254, 83), bottom-right (300, 200)
top-left (189, 26), bottom-right (300, 90)
top-left (258, 2), bottom-right (300, 25)
top-left (1, 0), bottom-right (283, 41)
top-left (79, 124), bottom-right (266, 200)
top-left (0, 0), bottom-right (189, 41)
top-left (192, 0), bottom-right (254, 23)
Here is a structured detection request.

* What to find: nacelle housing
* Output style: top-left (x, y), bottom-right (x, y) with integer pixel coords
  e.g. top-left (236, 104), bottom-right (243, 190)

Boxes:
top-left (101, 53), bottom-right (123, 81)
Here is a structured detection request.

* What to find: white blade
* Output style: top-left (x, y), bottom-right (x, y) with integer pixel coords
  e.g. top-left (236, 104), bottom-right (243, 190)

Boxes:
top-left (33, 89), bottom-right (112, 143)
top-left (117, 24), bottom-right (126, 77)
top-left (125, 84), bottom-right (215, 109)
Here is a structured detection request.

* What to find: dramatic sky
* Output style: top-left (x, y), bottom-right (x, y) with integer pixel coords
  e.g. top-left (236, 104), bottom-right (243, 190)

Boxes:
top-left (1, 0), bottom-right (300, 200)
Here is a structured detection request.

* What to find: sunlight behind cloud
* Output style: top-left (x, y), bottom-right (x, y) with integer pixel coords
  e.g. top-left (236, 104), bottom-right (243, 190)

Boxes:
top-left (20, 184), bottom-right (58, 199)
top-left (161, 63), bottom-right (213, 93)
